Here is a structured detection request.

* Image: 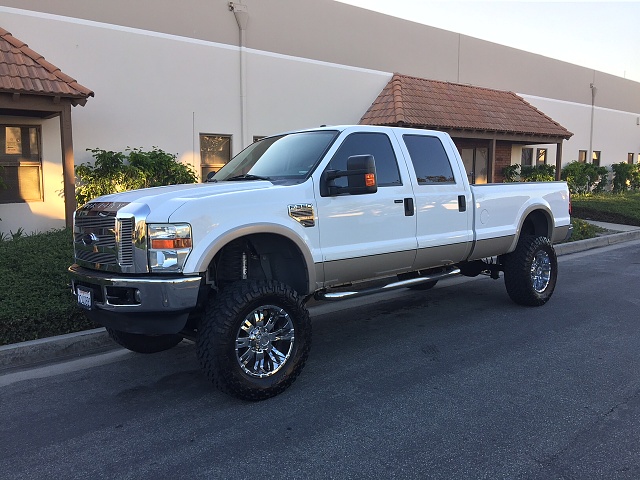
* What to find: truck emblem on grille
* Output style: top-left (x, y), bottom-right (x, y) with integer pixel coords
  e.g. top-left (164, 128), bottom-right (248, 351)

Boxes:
top-left (81, 233), bottom-right (99, 246)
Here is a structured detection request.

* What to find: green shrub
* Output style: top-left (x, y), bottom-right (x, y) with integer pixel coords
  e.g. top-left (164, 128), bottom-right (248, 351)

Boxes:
top-left (0, 229), bottom-right (95, 346)
top-left (568, 218), bottom-right (606, 242)
top-left (520, 164), bottom-right (556, 182)
top-left (611, 162), bottom-right (640, 193)
top-left (571, 192), bottom-right (640, 226)
top-left (561, 161), bottom-right (608, 194)
top-left (502, 164), bottom-right (555, 182)
top-left (75, 147), bottom-right (197, 206)
top-left (502, 164), bottom-right (520, 182)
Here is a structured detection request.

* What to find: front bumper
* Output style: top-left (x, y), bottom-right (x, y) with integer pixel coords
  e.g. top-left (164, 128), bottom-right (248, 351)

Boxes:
top-left (69, 264), bottom-right (204, 334)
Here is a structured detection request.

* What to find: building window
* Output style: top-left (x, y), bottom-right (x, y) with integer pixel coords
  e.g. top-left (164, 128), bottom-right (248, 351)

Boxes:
top-left (536, 148), bottom-right (548, 166)
top-left (628, 153), bottom-right (635, 164)
top-left (578, 150), bottom-right (587, 163)
top-left (521, 147), bottom-right (533, 166)
top-left (200, 134), bottom-right (231, 180)
top-left (592, 151), bottom-right (601, 166)
top-left (0, 125), bottom-right (43, 204)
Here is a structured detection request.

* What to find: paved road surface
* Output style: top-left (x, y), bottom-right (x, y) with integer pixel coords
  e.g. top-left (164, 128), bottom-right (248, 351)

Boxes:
top-left (2, 241), bottom-right (640, 479)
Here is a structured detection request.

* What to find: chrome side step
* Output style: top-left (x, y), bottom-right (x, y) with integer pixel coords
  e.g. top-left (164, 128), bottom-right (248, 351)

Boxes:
top-left (315, 268), bottom-right (461, 301)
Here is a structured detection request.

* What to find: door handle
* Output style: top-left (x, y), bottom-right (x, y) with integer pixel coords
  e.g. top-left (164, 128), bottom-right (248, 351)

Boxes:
top-left (458, 195), bottom-right (467, 212)
top-left (404, 198), bottom-right (414, 216)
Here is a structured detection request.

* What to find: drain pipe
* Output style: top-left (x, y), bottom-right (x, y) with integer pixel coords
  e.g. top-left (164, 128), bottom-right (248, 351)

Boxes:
top-left (588, 81), bottom-right (597, 166)
top-left (229, 2), bottom-right (249, 149)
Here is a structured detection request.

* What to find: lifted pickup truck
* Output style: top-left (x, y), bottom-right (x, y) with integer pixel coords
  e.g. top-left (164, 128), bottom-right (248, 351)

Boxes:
top-left (70, 125), bottom-right (571, 400)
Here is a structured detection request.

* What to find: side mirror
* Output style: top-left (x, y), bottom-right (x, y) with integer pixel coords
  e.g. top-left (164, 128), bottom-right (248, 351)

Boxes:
top-left (205, 171), bottom-right (216, 182)
top-left (321, 154), bottom-right (378, 196)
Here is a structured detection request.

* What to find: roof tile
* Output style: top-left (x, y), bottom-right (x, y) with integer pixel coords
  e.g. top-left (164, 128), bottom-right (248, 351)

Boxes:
top-left (0, 27), bottom-right (93, 100)
top-left (361, 74), bottom-right (572, 139)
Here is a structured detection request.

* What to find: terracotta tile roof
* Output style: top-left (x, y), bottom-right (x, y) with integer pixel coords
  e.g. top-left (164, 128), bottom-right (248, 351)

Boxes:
top-left (360, 74), bottom-right (572, 139)
top-left (0, 27), bottom-right (93, 100)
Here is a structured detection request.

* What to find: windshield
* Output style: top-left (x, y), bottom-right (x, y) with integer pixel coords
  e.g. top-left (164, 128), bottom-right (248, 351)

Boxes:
top-left (213, 130), bottom-right (338, 183)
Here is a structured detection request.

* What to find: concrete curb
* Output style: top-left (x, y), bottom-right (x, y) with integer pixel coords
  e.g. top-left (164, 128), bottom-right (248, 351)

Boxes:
top-left (2, 229), bottom-right (640, 373)
top-left (554, 229), bottom-right (640, 255)
top-left (0, 327), bottom-right (115, 372)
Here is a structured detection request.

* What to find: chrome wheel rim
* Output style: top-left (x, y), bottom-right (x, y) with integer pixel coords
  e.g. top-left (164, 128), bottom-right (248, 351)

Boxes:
top-left (531, 250), bottom-right (552, 293)
top-left (235, 305), bottom-right (295, 378)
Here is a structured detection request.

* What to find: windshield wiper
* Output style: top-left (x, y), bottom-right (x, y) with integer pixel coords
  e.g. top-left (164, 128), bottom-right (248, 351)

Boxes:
top-left (226, 174), bottom-right (272, 181)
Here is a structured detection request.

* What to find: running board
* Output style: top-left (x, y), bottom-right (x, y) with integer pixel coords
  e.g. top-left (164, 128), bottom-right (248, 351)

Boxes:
top-left (315, 268), bottom-right (461, 301)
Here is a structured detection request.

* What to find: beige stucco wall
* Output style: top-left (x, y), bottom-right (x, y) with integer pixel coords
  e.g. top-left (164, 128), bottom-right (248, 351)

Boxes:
top-left (4, 0), bottom-right (639, 113)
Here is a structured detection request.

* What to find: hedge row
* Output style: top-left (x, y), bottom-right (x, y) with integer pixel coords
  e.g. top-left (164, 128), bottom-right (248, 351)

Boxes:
top-left (0, 229), bottom-right (95, 346)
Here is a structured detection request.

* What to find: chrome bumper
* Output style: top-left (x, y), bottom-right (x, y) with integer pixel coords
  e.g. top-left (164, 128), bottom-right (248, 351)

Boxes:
top-left (69, 264), bottom-right (203, 334)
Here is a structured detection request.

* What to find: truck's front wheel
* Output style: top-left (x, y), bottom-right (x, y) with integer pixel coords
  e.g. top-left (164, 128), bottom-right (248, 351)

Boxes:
top-left (502, 235), bottom-right (557, 306)
top-left (197, 280), bottom-right (311, 401)
top-left (106, 329), bottom-right (182, 353)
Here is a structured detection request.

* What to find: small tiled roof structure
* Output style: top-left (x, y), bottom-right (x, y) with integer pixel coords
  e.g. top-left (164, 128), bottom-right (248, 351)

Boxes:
top-left (0, 26), bottom-right (93, 226)
top-left (360, 73), bottom-right (572, 141)
top-left (0, 27), bottom-right (93, 104)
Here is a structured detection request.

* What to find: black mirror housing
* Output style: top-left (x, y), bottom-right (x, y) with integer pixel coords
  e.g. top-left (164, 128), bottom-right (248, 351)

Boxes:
top-left (321, 154), bottom-right (378, 196)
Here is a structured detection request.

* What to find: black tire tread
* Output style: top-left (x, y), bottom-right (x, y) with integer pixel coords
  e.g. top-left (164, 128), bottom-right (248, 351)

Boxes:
top-left (196, 280), bottom-right (311, 401)
top-left (503, 235), bottom-right (558, 307)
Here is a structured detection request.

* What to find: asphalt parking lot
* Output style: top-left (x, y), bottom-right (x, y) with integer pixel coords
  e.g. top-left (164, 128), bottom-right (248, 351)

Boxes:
top-left (2, 237), bottom-right (640, 479)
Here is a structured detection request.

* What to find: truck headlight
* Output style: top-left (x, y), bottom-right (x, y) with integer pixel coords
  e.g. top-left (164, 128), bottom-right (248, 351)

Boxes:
top-left (148, 224), bottom-right (192, 272)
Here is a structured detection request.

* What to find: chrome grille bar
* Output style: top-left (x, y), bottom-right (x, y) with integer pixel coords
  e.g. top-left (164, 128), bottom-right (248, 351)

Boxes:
top-left (118, 217), bottom-right (135, 267)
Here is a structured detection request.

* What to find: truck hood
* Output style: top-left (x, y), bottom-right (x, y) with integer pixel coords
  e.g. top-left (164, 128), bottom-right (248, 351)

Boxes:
top-left (86, 181), bottom-right (273, 222)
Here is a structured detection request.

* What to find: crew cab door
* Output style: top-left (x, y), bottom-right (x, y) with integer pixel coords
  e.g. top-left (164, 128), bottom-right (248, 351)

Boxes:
top-left (393, 131), bottom-right (474, 268)
top-left (314, 130), bottom-right (417, 285)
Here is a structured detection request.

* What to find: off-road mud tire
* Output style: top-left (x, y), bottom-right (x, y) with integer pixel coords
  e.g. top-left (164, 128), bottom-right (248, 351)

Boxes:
top-left (502, 235), bottom-right (558, 306)
top-left (196, 280), bottom-right (311, 401)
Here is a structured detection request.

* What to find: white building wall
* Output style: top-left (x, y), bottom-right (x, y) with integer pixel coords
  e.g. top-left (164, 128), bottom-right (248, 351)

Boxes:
top-left (519, 95), bottom-right (640, 169)
top-left (246, 50), bottom-right (390, 138)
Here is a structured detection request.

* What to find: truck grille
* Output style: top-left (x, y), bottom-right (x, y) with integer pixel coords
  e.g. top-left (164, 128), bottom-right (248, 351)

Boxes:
top-left (73, 202), bottom-right (135, 271)
top-left (118, 217), bottom-right (134, 266)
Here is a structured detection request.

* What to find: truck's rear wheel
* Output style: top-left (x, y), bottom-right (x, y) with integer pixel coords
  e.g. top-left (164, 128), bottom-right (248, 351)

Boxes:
top-left (196, 280), bottom-right (311, 401)
top-left (106, 328), bottom-right (182, 353)
top-left (502, 235), bottom-right (557, 306)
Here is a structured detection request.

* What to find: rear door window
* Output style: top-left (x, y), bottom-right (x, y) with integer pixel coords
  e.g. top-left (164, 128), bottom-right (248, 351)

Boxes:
top-left (403, 135), bottom-right (456, 185)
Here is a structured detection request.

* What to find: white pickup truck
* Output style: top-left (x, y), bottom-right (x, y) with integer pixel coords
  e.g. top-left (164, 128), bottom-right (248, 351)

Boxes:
top-left (70, 125), bottom-right (571, 400)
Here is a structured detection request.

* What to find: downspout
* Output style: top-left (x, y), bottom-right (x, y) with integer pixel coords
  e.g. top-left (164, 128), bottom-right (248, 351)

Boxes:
top-left (229, 2), bottom-right (249, 149)
top-left (588, 81), bottom-right (597, 165)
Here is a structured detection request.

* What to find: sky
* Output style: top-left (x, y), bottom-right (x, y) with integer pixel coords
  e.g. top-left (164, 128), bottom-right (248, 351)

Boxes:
top-left (335, 0), bottom-right (640, 83)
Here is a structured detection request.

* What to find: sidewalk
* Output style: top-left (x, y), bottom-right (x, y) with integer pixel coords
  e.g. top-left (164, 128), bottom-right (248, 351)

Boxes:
top-left (2, 222), bottom-right (640, 373)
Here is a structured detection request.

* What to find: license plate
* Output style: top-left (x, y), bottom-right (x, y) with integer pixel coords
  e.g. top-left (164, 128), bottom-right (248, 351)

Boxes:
top-left (77, 286), bottom-right (93, 310)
